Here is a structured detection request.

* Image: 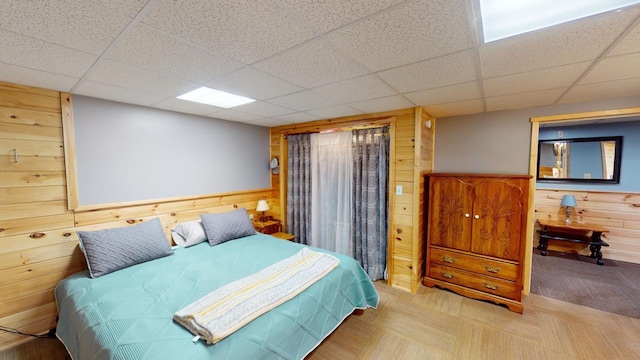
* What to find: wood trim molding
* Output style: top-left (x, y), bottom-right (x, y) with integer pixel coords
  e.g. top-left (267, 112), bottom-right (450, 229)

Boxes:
top-left (523, 121), bottom-right (540, 295)
top-left (530, 107), bottom-right (640, 123)
top-left (60, 92), bottom-right (78, 211)
top-left (73, 187), bottom-right (273, 213)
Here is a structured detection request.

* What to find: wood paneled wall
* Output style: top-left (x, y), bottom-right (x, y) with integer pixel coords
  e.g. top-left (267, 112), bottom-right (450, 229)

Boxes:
top-left (269, 107), bottom-right (434, 293)
top-left (534, 188), bottom-right (640, 264)
top-left (0, 81), bottom-right (273, 351)
top-left (0, 82), bottom-right (74, 350)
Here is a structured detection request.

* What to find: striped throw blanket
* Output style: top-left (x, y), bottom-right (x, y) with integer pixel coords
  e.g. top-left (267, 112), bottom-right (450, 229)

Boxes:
top-left (173, 248), bottom-right (340, 344)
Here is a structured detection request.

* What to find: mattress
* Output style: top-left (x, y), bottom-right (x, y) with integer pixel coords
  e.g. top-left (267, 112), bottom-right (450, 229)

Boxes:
top-left (55, 234), bottom-right (379, 360)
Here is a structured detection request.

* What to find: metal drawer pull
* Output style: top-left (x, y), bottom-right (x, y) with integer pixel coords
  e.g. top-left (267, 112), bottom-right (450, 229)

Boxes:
top-left (440, 271), bottom-right (454, 279)
top-left (483, 264), bottom-right (502, 273)
top-left (441, 255), bottom-right (455, 263)
top-left (483, 282), bottom-right (499, 290)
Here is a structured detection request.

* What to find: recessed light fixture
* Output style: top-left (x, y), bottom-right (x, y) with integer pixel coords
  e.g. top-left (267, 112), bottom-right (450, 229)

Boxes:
top-left (479, 0), bottom-right (640, 43)
top-left (177, 87), bottom-right (255, 108)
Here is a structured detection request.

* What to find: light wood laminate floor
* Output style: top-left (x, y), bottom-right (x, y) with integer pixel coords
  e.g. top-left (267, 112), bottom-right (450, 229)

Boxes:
top-left (307, 281), bottom-right (640, 360)
top-left (3, 281), bottom-right (639, 359)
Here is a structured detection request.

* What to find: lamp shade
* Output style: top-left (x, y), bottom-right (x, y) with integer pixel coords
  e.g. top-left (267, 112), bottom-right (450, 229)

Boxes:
top-left (560, 195), bottom-right (577, 207)
top-left (256, 200), bottom-right (270, 212)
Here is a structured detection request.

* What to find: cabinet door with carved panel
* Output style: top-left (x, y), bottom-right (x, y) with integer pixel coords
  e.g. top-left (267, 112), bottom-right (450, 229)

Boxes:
top-left (429, 177), bottom-right (473, 251)
top-left (470, 179), bottom-right (526, 261)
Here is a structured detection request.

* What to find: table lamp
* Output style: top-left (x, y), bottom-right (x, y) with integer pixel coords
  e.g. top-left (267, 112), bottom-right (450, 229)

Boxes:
top-left (560, 195), bottom-right (577, 224)
top-left (256, 199), bottom-right (270, 222)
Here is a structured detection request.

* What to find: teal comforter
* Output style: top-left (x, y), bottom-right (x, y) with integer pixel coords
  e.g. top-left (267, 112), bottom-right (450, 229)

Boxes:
top-left (55, 234), bottom-right (379, 360)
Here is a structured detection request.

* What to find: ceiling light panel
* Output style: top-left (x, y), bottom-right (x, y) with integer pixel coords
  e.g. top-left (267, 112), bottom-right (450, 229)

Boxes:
top-left (177, 87), bottom-right (256, 108)
top-left (480, 0), bottom-right (640, 43)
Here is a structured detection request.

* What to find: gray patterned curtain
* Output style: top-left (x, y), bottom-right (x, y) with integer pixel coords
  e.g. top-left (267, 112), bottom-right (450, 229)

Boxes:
top-left (352, 127), bottom-right (389, 280)
top-left (286, 134), bottom-right (312, 245)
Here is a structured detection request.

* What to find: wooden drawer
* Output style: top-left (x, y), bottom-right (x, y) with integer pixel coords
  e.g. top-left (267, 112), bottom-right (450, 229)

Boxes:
top-left (429, 247), bottom-right (518, 281)
top-left (429, 263), bottom-right (518, 300)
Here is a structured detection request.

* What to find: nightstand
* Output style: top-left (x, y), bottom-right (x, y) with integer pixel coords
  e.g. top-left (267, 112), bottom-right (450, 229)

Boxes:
top-left (252, 219), bottom-right (282, 235)
top-left (271, 232), bottom-right (296, 241)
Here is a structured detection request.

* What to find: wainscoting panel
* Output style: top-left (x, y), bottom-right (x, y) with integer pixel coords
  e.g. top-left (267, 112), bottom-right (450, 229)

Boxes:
top-left (534, 189), bottom-right (640, 264)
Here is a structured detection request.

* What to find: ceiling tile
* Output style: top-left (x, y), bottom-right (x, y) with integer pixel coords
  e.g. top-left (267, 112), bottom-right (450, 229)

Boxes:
top-left (280, 0), bottom-right (404, 33)
top-left (608, 21), bottom-right (640, 56)
top-left (0, 62), bottom-right (79, 92)
top-left (232, 101), bottom-right (296, 117)
top-left (73, 80), bottom-right (166, 106)
top-left (423, 99), bottom-right (485, 118)
top-left (560, 77), bottom-right (640, 104)
top-left (0, 29), bottom-right (97, 78)
top-left (108, 24), bottom-right (243, 83)
top-left (247, 117), bottom-right (292, 127)
top-left (378, 50), bottom-right (478, 93)
top-left (580, 53), bottom-right (640, 84)
top-left (479, 7), bottom-right (640, 78)
top-left (254, 39), bottom-right (369, 88)
top-left (328, 0), bottom-right (473, 72)
top-left (0, 0), bottom-right (131, 55)
top-left (207, 109), bottom-right (261, 122)
top-left (207, 66), bottom-right (302, 101)
top-left (312, 75), bottom-right (397, 103)
top-left (151, 98), bottom-right (224, 116)
top-left (348, 95), bottom-right (415, 114)
top-left (483, 62), bottom-right (592, 97)
top-left (404, 81), bottom-right (481, 106)
top-left (268, 90), bottom-right (340, 111)
top-left (485, 88), bottom-right (566, 112)
top-left (271, 112), bottom-right (323, 124)
top-left (87, 60), bottom-right (197, 97)
top-left (92, 0), bottom-right (149, 18)
top-left (142, 0), bottom-right (317, 64)
top-left (306, 104), bottom-right (363, 118)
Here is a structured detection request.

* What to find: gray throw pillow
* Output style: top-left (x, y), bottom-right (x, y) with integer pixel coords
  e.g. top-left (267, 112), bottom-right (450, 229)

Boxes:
top-left (77, 218), bottom-right (174, 278)
top-left (200, 208), bottom-right (256, 246)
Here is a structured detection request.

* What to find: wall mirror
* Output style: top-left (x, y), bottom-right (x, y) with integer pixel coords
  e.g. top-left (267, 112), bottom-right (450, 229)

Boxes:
top-left (537, 136), bottom-right (622, 183)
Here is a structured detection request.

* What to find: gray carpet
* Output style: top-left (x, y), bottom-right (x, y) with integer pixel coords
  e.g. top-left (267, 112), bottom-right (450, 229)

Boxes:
top-left (531, 248), bottom-right (640, 318)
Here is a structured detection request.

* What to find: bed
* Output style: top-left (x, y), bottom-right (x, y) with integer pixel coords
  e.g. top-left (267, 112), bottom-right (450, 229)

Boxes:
top-left (55, 232), bottom-right (379, 360)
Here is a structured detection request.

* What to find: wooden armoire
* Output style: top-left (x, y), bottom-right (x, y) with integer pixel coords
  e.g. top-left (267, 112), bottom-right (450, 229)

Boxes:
top-left (423, 173), bottom-right (530, 313)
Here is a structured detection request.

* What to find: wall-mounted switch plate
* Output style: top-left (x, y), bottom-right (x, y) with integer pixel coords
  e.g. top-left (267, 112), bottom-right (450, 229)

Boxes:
top-left (396, 185), bottom-right (402, 196)
top-left (557, 131), bottom-right (564, 138)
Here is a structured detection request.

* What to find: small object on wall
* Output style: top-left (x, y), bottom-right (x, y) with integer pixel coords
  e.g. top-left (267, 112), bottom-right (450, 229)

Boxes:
top-left (560, 195), bottom-right (577, 224)
top-left (425, 119), bottom-right (432, 129)
top-left (256, 199), bottom-right (270, 222)
top-left (12, 148), bottom-right (18, 163)
top-left (270, 157), bottom-right (279, 174)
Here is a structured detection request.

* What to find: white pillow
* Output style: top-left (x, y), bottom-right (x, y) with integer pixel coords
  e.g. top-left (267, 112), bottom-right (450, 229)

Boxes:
top-left (171, 220), bottom-right (207, 247)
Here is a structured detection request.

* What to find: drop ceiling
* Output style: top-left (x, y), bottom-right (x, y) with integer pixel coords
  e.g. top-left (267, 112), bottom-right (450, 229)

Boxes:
top-left (1, 0), bottom-right (639, 127)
